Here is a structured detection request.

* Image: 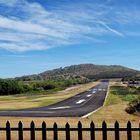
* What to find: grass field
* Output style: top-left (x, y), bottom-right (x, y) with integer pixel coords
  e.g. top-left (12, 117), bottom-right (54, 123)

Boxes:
top-left (0, 81), bottom-right (139, 140)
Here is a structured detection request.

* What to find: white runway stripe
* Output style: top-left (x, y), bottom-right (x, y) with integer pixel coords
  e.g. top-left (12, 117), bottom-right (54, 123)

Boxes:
top-left (49, 106), bottom-right (71, 110)
top-left (86, 94), bottom-right (92, 97)
top-left (76, 99), bottom-right (86, 104)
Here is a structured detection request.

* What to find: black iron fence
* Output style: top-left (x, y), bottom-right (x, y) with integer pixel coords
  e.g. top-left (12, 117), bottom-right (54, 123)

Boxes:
top-left (1, 121), bottom-right (140, 140)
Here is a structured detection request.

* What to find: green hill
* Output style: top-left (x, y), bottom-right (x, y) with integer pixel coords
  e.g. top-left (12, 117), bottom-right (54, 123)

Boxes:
top-left (15, 64), bottom-right (140, 81)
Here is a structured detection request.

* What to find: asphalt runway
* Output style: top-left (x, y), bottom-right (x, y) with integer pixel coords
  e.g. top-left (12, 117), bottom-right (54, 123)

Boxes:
top-left (0, 81), bottom-right (109, 117)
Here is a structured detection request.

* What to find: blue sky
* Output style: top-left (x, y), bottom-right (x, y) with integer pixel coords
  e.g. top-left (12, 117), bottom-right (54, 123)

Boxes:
top-left (0, 0), bottom-right (140, 78)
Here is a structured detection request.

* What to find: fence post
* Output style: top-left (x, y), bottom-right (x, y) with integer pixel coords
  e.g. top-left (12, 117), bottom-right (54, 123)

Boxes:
top-left (127, 121), bottom-right (132, 140)
top-left (90, 121), bottom-right (95, 140)
top-left (78, 121), bottom-right (82, 140)
top-left (42, 121), bottom-right (47, 140)
top-left (66, 122), bottom-right (70, 140)
top-left (102, 121), bottom-right (107, 140)
top-left (6, 121), bottom-right (11, 140)
top-left (114, 121), bottom-right (120, 140)
top-left (30, 121), bottom-right (35, 140)
top-left (18, 121), bottom-right (23, 140)
top-left (53, 123), bottom-right (58, 140)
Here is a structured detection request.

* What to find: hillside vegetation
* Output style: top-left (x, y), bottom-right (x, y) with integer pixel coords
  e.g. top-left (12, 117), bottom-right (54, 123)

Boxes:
top-left (1, 64), bottom-right (139, 95)
top-left (0, 79), bottom-right (89, 95)
top-left (122, 74), bottom-right (140, 81)
top-left (15, 64), bottom-right (140, 81)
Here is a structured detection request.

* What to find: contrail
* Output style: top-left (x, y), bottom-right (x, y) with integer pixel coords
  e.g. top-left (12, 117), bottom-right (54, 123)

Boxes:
top-left (99, 21), bottom-right (124, 37)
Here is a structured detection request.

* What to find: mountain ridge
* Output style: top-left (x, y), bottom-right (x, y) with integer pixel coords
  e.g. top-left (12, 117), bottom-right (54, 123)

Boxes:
top-left (14, 64), bottom-right (140, 81)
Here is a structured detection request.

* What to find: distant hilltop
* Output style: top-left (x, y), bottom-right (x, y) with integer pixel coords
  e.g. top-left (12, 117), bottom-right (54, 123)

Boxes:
top-left (14, 64), bottom-right (140, 81)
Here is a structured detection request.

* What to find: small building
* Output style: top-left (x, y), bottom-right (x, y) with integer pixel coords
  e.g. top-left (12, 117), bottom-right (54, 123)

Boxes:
top-left (128, 81), bottom-right (140, 87)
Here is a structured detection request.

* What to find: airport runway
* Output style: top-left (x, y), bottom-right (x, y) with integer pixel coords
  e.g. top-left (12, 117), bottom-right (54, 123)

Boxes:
top-left (0, 81), bottom-right (109, 117)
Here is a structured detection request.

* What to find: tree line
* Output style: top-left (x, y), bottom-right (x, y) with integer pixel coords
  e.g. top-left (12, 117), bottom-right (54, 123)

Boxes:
top-left (0, 79), bottom-right (90, 95)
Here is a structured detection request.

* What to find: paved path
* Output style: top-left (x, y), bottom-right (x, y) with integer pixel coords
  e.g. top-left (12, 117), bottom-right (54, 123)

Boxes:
top-left (0, 81), bottom-right (109, 117)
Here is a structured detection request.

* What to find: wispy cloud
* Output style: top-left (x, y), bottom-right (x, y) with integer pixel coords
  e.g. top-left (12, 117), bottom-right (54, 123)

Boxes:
top-left (0, 0), bottom-right (18, 7)
top-left (0, 0), bottom-right (140, 52)
top-left (99, 21), bottom-right (124, 37)
top-left (0, 0), bottom-right (106, 52)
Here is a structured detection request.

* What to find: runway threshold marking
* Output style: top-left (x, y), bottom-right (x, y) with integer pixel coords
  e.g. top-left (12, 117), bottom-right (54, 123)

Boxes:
top-left (98, 88), bottom-right (106, 91)
top-left (76, 99), bottom-right (86, 104)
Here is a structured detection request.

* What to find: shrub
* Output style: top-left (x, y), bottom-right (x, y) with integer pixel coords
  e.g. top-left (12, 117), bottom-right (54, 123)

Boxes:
top-left (125, 99), bottom-right (140, 114)
top-left (43, 84), bottom-right (56, 90)
top-left (137, 87), bottom-right (140, 92)
top-left (21, 84), bottom-right (33, 92)
top-left (122, 94), bottom-right (137, 101)
top-left (125, 106), bottom-right (136, 114)
top-left (0, 80), bottom-right (21, 95)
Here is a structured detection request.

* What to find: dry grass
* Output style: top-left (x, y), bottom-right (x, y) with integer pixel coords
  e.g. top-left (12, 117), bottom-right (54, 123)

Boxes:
top-left (0, 114), bottom-right (139, 140)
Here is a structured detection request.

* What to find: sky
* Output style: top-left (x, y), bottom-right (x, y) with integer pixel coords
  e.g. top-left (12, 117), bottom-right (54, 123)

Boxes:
top-left (0, 0), bottom-right (140, 78)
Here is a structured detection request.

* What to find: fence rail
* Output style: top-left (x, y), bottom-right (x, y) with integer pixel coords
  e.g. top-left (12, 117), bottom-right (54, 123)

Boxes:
top-left (0, 121), bottom-right (139, 140)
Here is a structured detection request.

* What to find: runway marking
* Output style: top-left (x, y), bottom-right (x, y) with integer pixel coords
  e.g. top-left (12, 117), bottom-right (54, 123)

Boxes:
top-left (86, 94), bottom-right (92, 97)
top-left (87, 89), bottom-right (91, 91)
top-left (49, 106), bottom-right (71, 110)
top-left (82, 85), bottom-right (109, 118)
top-left (93, 89), bottom-right (97, 91)
top-left (98, 89), bottom-right (106, 91)
top-left (98, 88), bottom-right (102, 91)
top-left (76, 99), bottom-right (86, 104)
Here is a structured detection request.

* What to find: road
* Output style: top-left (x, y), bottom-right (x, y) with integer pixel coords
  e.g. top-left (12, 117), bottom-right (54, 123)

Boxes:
top-left (0, 81), bottom-right (109, 117)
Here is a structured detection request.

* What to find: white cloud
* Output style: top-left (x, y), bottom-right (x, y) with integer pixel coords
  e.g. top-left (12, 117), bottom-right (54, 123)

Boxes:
top-left (0, 16), bottom-right (71, 39)
top-left (0, 0), bottom-right (140, 52)
top-left (0, 1), bottom-right (108, 52)
top-left (0, 42), bottom-right (48, 52)
top-left (114, 8), bottom-right (140, 25)
top-left (0, 0), bottom-right (18, 6)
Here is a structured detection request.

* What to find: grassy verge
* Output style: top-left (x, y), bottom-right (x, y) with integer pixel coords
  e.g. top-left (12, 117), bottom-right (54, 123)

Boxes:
top-left (0, 82), bottom-right (98, 110)
top-left (104, 87), bottom-right (122, 106)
